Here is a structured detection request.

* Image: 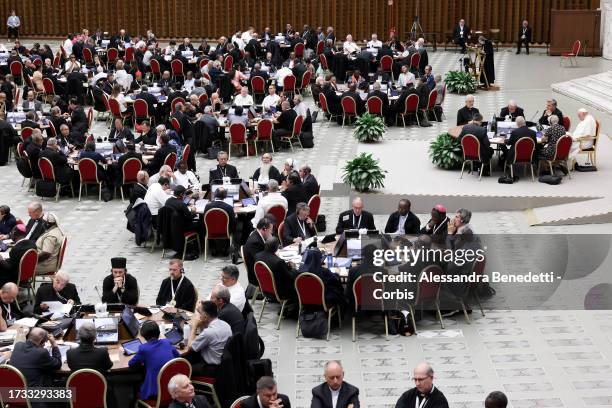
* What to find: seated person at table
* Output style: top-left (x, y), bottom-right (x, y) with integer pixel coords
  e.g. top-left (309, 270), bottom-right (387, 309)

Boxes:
top-left (39, 137), bottom-right (74, 184)
top-left (273, 101), bottom-right (298, 146)
top-left (203, 187), bottom-right (236, 258)
top-left (115, 141), bottom-right (144, 180)
top-left (33, 271), bottom-right (80, 315)
top-left (504, 116), bottom-right (537, 164)
top-left (1, 282), bottom-right (22, 329)
top-left (456, 94), bottom-right (480, 126)
top-left (392, 82), bottom-right (418, 116)
top-left (336, 197), bottom-right (376, 234)
top-left (49, 106), bottom-right (68, 133)
top-left (174, 160), bottom-right (199, 189)
top-left (341, 83), bottom-right (366, 115)
top-left (144, 176), bottom-right (172, 226)
top-left (282, 172), bottom-right (308, 216)
top-left (137, 85), bottom-right (160, 120)
top-left (9, 327), bottom-right (62, 388)
top-left (25, 131), bottom-right (43, 179)
top-left (283, 202), bottom-right (316, 245)
top-left (67, 98), bottom-right (89, 134)
top-left (58, 123), bottom-right (85, 148)
top-left (130, 171), bottom-right (149, 204)
top-left (21, 111), bottom-right (40, 130)
top-left (570, 108), bottom-right (597, 165)
top-left (34, 212), bottom-right (65, 276)
top-left (233, 86), bottom-right (254, 106)
top-left (458, 113), bottom-right (491, 173)
top-left (251, 63), bottom-right (270, 83)
top-left (156, 258), bottom-right (196, 311)
top-left (164, 184), bottom-right (199, 234)
top-left (0, 205), bottom-right (16, 239)
top-left (186, 300), bottom-right (232, 376)
top-left (114, 60), bottom-right (133, 91)
top-left (397, 65), bottom-right (416, 89)
top-left (298, 248), bottom-right (346, 307)
top-left (415, 76), bottom-right (433, 127)
top-left (253, 153), bottom-right (283, 187)
top-left (78, 141), bottom-right (109, 181)
top-left (499, 100), bottom-right (524, 121)
top-left (368, 81), bottom-right (391, 114)
top-left (168, 374), bottom-right (213, 408)
top-left (149, 165), bottom-right (177, 188)
top-left (102, 73), bottom-right (117, 95)
top-left (244, 216), bottom-right (274, 289)
top-left (384, 198), bottom-right (421, 234)
top-left (254, 237), bottom-right (298, 301)
top-left (22, 90), bottom-right (43, 112)
top-left (242, 377), bottom-right (292, 408)
top-left (209, 150), bottom-right (239, 182)
top-left (538, 115), bottom-right (567, 169)
top-left (343, 34), bottom-right (360, 54)
top-left (108, 117), bottom-right (134, 141)
top-left (146, 133), bottom-right (176, 175)
top-left (0, 225), bottom-right (36, 286)
top-left (210, 284), bottom-right (245, 335)
top-left (25, 201), bottom-right (46, 242)
top-left (110, 83), bottom-right (132, 115)
top-left (299, 165), bottom-right (318, 201)
top-left (101, 257), bottom-right (139, 305)
top-left (420, 204), bottom-right (450, 242)
top-left (66, 321), bottom-right (113, 372)
top-left (128, 320), bottom-right (180, 401)
top-left (538, 98), bottom-right (564, 127)
top-left (252, 180), bottom-right (288, 227)
top-left (228, 105), bottom-right (248, 127)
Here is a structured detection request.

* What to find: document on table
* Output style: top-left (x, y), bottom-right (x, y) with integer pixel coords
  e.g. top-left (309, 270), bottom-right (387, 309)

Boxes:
top-left (14, 317), bottom-right (38, 327)
top-left (44, 301), bottom-right (73, 319)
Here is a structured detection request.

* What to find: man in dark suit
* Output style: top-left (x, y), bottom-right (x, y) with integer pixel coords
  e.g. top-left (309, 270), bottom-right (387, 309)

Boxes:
top-left (395, 362), bottom-right (449, 408)
top-left (134, 120), bottom-right (157, 145)
top-left (282, 202), bottom-right (316, 245)
top-left (130, 171), bottom-right (149, 204)
top-left (25, 201), bottom-right (45, 242)
top-left (273, 101), bottom-right (298, 148)
top-left (168, 374), bottom-right (212, 408)
top-left (26, 131), bottom-right (44, 179)
top-left (367, 81), bottom-right (391, 120)
top-left (453, 19), bottom-right (471, 53)
top-left (243, 217), bottom-right (274, 288)
top-left (101, 257), bottom-right (140, 305)
top-left (254, 237), bottom-right (297, 301)
top-left (33, 271), bottom-right (80, 315)
top-left (208, 150), bottom-right (239, 182)
top-left (242, 376), bottom-right (292, 408)
top-left (203, 187), bottom-right (236, 257)
top-left (392, 84), bottom-right (418, 116)
top-left (281, 173), bottom-right (307, 216)
top-left (20, 111), bottom-right (40, 131)
top-left (311, 360), bottom-right (360, 408)
top-left (456, 94), bottom-right (479, 126)
top-left (0, 226), bottom-right (36, 286)
top-left (101, 73), bottom-right (117, 95)
top-left (517, 20), bottom-right (532, 55)
top-left (108, 118), bottom-right (135, 142)
top-left (247, 34), bottom-right (264, 59)
top-left (39, 137), bottom-right (74, 184)
top-left (146, 133), bottom-right (176, 175)
top-left (9, 327), bottom-right (62, 387)
top-left (68, 98), bottom-right (89, 134)
top-left (538, 99), bottom-right (564, 126)
top-left (49, 106), bottom-right (68, 136)
top-left (210, 284), bottom-right (244, 335)
top-left (299, 165), bottom-right (318, 201)
top-left (137, 85), bottom-right (159, 120)
top-left (66, 321), bottom-right (113, 372)
top-left (116, 142), bottom-right (143, 175)
top-left (499, 101), bottom-right (525, 121)
top-left (250, 63), bottom-right (269, 82)
top-left (384, 199), bottom-right (421, 234)
top-left (164, 186), bottom-right (199, 249)
top-left (341, 83), bottom-right (365, 115)
top-left (321, 82), bottom-right (343, 118)
top-left (336, 197), bottom-right (376, 235)
top-left (504, 115), bottom-right (537, 164)
top-left (458, 113), bottom-right (492, 174)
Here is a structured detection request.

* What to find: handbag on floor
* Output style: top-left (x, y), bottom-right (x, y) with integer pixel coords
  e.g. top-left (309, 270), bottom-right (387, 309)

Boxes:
top-left (298, 310), bottom-right (327, 339)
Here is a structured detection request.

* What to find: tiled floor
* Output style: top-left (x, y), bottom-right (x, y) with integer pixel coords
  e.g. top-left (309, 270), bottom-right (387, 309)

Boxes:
top-left (2, 44), bottom-right (612, 407)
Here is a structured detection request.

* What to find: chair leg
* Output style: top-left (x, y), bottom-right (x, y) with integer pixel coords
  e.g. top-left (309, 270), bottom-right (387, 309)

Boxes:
top-left (337, 307), bottom-right (342, 329)
top-left (55, 183), bottom-right (60, 202)
top-left (436, 301), bottom-right (445, 329)
top-left (384, 313), bottom-right (389, 340)
top-left (510, 164), bottom-right (514, 179)
top-left (530, 164), bottom-right (535, 182)
top-left (408, 305), bottom-right (418, 335)
top-left (295, 305), bottom-right (302, 338)
top-left (78, 184), bottom-right (82, 201)
top-left (98, 183), bottom-right (102, 202)
top-left (460, 300), bottom-right (471, 323)
top-left (120, 185), bottom-right (125, 202)
top-left (352, 316), bottom-right (356, 342)
top-left (566, 160), bottom-right (571, 179)
top-left (549, 161), bottom-right (554, 175)
top-left (326, 309), bottom-right (332, 341)
top-left (474, 292), bottom-right (485, 317)
top-left (478, 164), bottom-right (484, 181)
top-left (258, 298), bottom-right (267, 323)
top-left (250, 287), bottom-right (259, 305)
top-left (204, 238), bottom-right (208, 261)
top-left (277, 300), bottom-right (286, 330)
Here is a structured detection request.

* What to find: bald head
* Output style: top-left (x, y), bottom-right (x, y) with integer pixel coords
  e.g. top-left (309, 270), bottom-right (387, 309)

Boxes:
top-left (413, 362), bottom-right (434, 394)
top-left (27, 327), bottom-right (49, 347)
top-left (324, 360), bottom-right (344, 391)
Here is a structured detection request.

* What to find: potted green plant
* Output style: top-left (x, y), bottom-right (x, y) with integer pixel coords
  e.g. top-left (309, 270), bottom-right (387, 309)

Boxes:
top-left (353, 113), bottom-right (386, 142)
top-left (429, 132), bottom-right (463, 170)
top-left (444, 71), bottom-right (477, 94)
top-left (342, 153), bottom-right (387, 192)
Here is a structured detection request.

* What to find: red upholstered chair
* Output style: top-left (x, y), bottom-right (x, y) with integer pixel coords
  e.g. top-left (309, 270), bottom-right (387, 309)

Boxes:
top-left (562, 115), bottom-right (571, 132)
top-left (124, 46), bottom-right (135, 63)
top-left (53, 52), bottom-right (61, 68)
top-left (38, 157), bottom-right (74, 201)
top-left (14, 88), bottom-right (21, 109)
top-left (82, 47), bottom-right (94, 66)
top-left (319, 93), bottom-right (340, 122)
top-left (171, 97), bottom-right (185, 115)
top-left (42, 77), bottom-right (56, 103)
top-left (380, 55), bottom-right (393, 80)
top-left (87, 107), bottom-right (94, 131)
top-left (198, 93), bottom-right (209, 106)
top-left (171, 59), bottom-right (184, 81)
top-left (250, 76), bottom-right (265, 103)
top-left (17, 142), bottom-right (26, 158)
top-left (397, 94), bottom-right (419, 127)
top-left (133, 99), bottom-right (152, 125)
top-left (294, 42), bottom-right (305, 58)
top-left (366, 96), bottom-right (383, 116)
top-left (406, 265), bottom-right (445, 334)
top-left (224, 55), bottom-right (234, 72)
top-left (266, 205), bottom-right (287, 225)
top-left (170, 117), bottom-right (181, 133)
top-left (341, 96), bottom-right (357, 127)
top-left (255, 118), bottom-right (274, 155)
top-left (199, 59), bottom-right (210, 70)
top-left (20, 127), bottom-right (34, 143)
top-left (46, 121), bottom-right (57, 138)
top-left (181, 144), bottom-right (191, 166)
top-left (299, 70), bottom-right (312, 95)
top-left (280, 115), bottom-right (304, 150)
top-left (202, 72), bottom-right (211, 82)
top-left (307, 194), bottom-right (321, 231)
top-left (108, 97), bottom-right (132, 125)
top-left (77, 158), bottom-right (103, 201)
top-left (540, 134), bottom-right (573, 179)
top-left (319, 53), bottom-right (329, 70)
top-left (410, 52), bottom-right (421, 71)
top-left (460, 134), bottom-right (491, 181)
top-left (228, 123), bottom-right (249, 160)
top-left (425, 89), bottom-right (439, 121)
top-left (163, 152), bottom-right (177, 170)
top-left (560, 40), bottom-right (581, 66)
top-left (295, 272), bottom-right (341, 340)
top-left (506, 137), bottom-right (535, 181)
top-left (136, 358), bottom-right (192, 408)
top-left (230, 397), bottom-right (249, 408)
top-left (0, 365), bottom-right (30, 408)
top-left (10, 60), bottom-right (23, 84)
top-left (106, 48), bottom-right (119, 69)
top-left (316, 40), bottom-right (324, 55)
top-left (149, 58), bottom-right (161, 81)
top-left (116, 157), bottom-right (142, 201)
top-left (282, 74), bottom-right (297, 97)
top-left (66, 368), bottom-right (108, 408)
top-left (203, 208), bottom-right (232, 261)
top-left (56, 236), bottom-right (68, 271)
top-left (255, 261), bottom-right (290, 329)
top-left (17, 248), bottom-right (38, 301)
top-left (352, 274), bottom-right (388, 341)
top-left (277, 221), bottom-right (287, 247)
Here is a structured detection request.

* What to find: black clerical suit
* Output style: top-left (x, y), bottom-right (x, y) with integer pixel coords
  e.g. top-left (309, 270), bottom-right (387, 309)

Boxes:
top-left (302, 174), bottom-right (319, 201)
top-left (9, 340), bottom-right (62, 387)
top-left (282, 213), bottom-right (316, 245)
top-left (134, 128), bottom-right (157, 145)
top-left (1, 298), bottom-right (23, 322)
top-left (254, 251), bottom-right (298, 301)
top-left (281, 183), bottom-right (307, 216)
top-left (169, 396), bottom-right (212, 408)
top-left (156, 274), bottom-right (196, 311)
top-left (130, 183), bottom-right (148, 204)
top-left (209, 164), bottom-right (239, 182)
top-left (109, 127), bottom-right (135, 142)
top-left (26, 142), bottom-right (43, 179)
top-left (39, 147), bottom-right (74, 184)
top-left (66, 343), bottom-right (113, 372)
top-left (33, 282), bottom-right (81, 315)
top-left (241, 394), bottom-right (291, 408)
top-left (538, 108), bottom-right (564, 126)
top-left (218, 302), bottom-right (245, 335)
top-left (147, 143), bottom-right (176, 175)
top-left (505, 126), bottom-right (537, 163)
top-left (101, 273), bottom-right (139, 305)
top-left (456, 106), bottom-right (480, 126)
top-left (384, 211), bottom-right (421, 234)
top-left (517, 25), bottom-right (532, 54)
top-left (243, 230), bottom-right (266, 286)
top-left (25, 217), bottom-right (46, 242)
top-left (311, 382), bottom-right (360, 408)
top-left (340, 90), bottom-right (365, 115)
top-left (335, 210), bottom-right (376, 235)
top-left (274, 108), bottom-right (298, 143)
top-left (395, 386), bottom-right (449, 408)
top-left (70, 106), bottom-right (89, 134)
top-left (499, 106), bottom-right (525, 120)
top-left (0, 239), bottom-right (37, 286)
top-left (458, 123), bottom-right (492, 163)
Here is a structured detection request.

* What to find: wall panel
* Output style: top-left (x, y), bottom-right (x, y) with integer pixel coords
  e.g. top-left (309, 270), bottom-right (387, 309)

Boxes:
top-left (0, 0), bottom-right (599, 44)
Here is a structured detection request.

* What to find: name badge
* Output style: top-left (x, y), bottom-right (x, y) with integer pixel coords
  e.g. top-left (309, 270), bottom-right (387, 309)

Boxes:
top-left (342, 215), bottom-right (349, 221)
top-left (6, 319), bottom-right (14, 326)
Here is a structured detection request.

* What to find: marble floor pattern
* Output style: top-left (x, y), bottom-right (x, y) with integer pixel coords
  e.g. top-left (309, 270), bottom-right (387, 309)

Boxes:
top-left (1, 44), bottom-right (612, 407)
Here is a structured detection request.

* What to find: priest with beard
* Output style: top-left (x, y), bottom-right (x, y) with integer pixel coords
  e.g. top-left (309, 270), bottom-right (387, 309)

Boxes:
top-left (156, 259), bottom-right (197, 312)
top-left (251, 153), bottom-right (283, 189)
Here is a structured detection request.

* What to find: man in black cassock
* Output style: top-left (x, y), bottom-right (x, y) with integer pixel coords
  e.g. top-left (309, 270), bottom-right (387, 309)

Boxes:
top-left (395, 362), bottom-right (449, 408)
top-left (156, 259), bottom-right (196, 311)
top-left (34, 271), bottom-right (81, 315)
top-left (101, 257), bottom-right (139, 305)
top-left (478, 36), bottom-right (495, 86)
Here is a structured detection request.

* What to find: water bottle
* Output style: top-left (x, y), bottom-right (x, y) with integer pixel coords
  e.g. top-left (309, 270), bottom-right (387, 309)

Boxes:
top-left (182, 323), bottom-right (191, 342)
top-left (490, 114), bottom-right (497, 134)
top-left (327, 254), bottom-right (333, 269)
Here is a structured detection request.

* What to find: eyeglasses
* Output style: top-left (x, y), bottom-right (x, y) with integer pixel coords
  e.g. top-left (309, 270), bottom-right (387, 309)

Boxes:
top-left (413, 377), bottom-right (430, 382)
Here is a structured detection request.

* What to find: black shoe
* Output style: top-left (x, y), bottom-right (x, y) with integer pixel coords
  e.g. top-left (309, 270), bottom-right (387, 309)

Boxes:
top-left (183, 252), bottom-right (199, 261)
top-left (558, 165), bottom-right (569, 176)
top-left (516, 51), bottom-right (520, 54)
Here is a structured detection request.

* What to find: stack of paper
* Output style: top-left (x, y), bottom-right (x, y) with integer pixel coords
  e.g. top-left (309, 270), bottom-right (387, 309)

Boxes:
top-left (43, 301), bottom-right (73, 320)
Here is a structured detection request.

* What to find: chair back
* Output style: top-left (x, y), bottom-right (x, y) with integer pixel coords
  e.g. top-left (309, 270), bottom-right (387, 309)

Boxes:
top-left (256, 118), bottom-right (273, 141)
top-left (415, 264), bottom-right (444, 304)
top-left (47, 121), bottom-right (57, 138)
top-left (283, 74), bottom-right (296, 92)
top-left (571, 40), bottom-right (581, 55)
top-left (307, 194), bottom-right (321, 221)
top-left (224, 55), bottom-right (234, 71)
top-left (202, 72), bottom-right (211, 81)
top-left (87, 107), bottom-right (94, 130)
top-left (380, 55), bottom-right (393, 71)
top-left (229, 123), bottom-right (247, 144)
top-left (461, 134), bottom-right (481, 161)
top-left (10, 60), bottom-right (23, 77)
top-left (42, 77), bottom-right (56, 95)
top-left (199, 58), bottom-right (210, 69)
top-left (86, 134), bottom-right (94, 144)
top-left (78, 158), bottom-right (99, 183)
top-left (294, 42), bottom-right (305, 58)
top-left (56, 236), bottom-right (68, 270)
top-left (204, 208), bottom-right (231, 239)
top-left (230, 396), bottom-right (249, 408)
top-left (53, 52), bottom-right (61, 68)
top-left (410, 52), bottom-right (421, 69)
top-left (553, 135), bottom-right (572, 161)
top-left (266, 205), bottom-right (287, 224)
top-left (319, 53), bottom-right (328, 70)
top-left (295, 272), bottom-right (328, 310)
top-left (292, 115), bottom-right (304, 137)
top-left (108, 98), bottom-right (123, 117)
top-left (38, 157), bottom-right (56, 182)
top-left (198, 93), bottom-right (209, 106)
top-left (17, 142), bottom-right (26, 158)
top-left (164, 152), bottom-right (177, 169)
top-left (33, 58), bottom-right (43, 67)
top-left (82, 47), bottom-right (94, 64)
top-left (316, 40), bottom-right (324, 55)
top-left (133, 99), bottom-right (150, 119)
top-left (14, 88), bottom-right (21, 107)
top-left (562, 115), bottom-right (571, 131)
top-left (251, 76), bottom-right (266, 94)
top-left (125, 46), bottom-right (135, 63)
top-left (470, 256), bottom-right (486, 290)
top-left (593, 120), bottom-right (601, 147)
top-left (171, 59), bottom-right (184, 76)
top-left (353, 274), bottom-right (384, 312)
top-left (427, 89), bottom-right (438, 110)
top-left (170, 117), bottom-right (181, 133)
top-left (153, 358), bottom-right (192, 408)
top-left (404, 94), bottom-right (419, 114)
top-left (254, 261), bottom-right (284, 302)
top-left (107, 48), bottom-right (119, 63)
top-left (171, 97), bottom-right (185, 114)
top-left (18, 248), bottom-right (38, 284)
top-left (0, 365), bottom-right (30, 408)
top-left (66, 368), bottom-right (107, 408)
top-left (319, 93), bottom-right (329, 113)
top-left (122, 157), bottom-right (142, 184)
top-left (366, 96), bottom-right (383, 115)
top-left (20, 127), bottom-right (34, 142)
top-left (301, 70), bottom-right (312, 91)
top-left (513, 137), bottom-right (535, 164)
top-left (181, 144), bottom-right (191, 165)
top-left (150, 58), bottom-right (161, 74)
top-left (278, 221), bottom-right (286, 246)
top-left (341, 96), bottom-right (356, 115)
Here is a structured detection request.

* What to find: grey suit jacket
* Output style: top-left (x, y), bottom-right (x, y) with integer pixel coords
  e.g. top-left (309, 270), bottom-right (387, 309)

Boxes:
top-left (22, 99), bottom-right (42, 112)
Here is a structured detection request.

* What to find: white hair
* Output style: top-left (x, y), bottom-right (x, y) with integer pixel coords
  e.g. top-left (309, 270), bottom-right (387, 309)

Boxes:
top-left (55, 270), bottom-right (70, 282)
